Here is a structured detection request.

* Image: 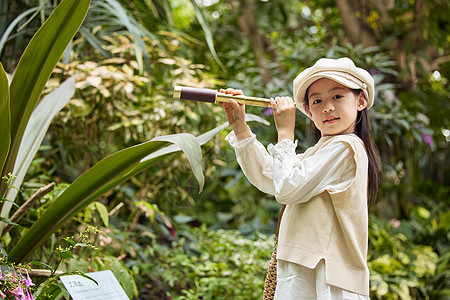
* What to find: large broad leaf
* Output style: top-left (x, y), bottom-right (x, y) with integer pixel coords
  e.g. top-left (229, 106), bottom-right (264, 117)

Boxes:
top-left (0, 76), bottom-right (76, 236)
top-left (7, 114), bottom-right (270, 262)
top-left (7, 134), bottom-right (200, 262)
top-left (2, 0), bottom-right (90, 195)
top-left (0, 63), bottom-right (10, 172)
top-left (80, 114), bottom-right (270, 207)
top-left (142, 114), bottom-right (270, 161)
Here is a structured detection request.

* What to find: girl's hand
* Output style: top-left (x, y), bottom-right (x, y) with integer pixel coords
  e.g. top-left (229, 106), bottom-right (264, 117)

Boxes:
top-left (219, 88), bottom-right (251, 141)
top-left (270, 96), bottom-right (296, 142)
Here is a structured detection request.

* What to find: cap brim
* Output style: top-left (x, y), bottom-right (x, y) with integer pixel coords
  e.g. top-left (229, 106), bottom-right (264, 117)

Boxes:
top-left (295, 73), bottom-right (371, 116)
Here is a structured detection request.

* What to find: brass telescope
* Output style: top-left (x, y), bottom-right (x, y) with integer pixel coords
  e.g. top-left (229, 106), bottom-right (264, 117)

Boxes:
top-left (173, 86), bottom-right (273, 107)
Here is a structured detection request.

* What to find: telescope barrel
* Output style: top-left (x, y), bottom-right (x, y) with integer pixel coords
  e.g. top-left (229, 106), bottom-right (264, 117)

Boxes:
top-left (173, 86), bottom-right (273, 107)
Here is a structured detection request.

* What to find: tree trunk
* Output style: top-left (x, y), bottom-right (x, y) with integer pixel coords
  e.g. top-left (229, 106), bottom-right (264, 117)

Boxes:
top-left (335, 0), bottom-right (376, 46)
top-left (229, 0), bottom-right (273, 84)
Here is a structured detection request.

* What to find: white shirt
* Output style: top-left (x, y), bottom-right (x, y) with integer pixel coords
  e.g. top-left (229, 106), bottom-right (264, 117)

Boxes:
top-left (226, 130), bottom-right (356, 203)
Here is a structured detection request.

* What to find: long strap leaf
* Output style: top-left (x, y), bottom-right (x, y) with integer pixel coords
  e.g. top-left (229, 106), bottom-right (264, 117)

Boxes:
top-left (83, 114), bottom-right (269, 208)
top-left (0, 63), bottom-right (10, 172)
top-left (7, 114), bottom-right (269, 262)
top-left (7, 138), bottom-right (168, 262)
top-left (0, 76), bottom-right (76, 237)
top-left (2, 0), bottom-right (90, 195)
top-left (8, 133), bottom-right (207, 262)
top-left (189, 0), bottom-right (225, 71)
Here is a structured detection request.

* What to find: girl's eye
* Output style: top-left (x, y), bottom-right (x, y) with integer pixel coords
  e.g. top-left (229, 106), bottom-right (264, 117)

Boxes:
top-left (312, 99), bottom-right (321, 104)
top-left (333, 95), bottom-right (343, 100)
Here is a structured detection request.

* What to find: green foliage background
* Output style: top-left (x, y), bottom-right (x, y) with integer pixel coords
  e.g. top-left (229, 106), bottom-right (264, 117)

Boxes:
top-left (1, 0), bottom-right (448, 298)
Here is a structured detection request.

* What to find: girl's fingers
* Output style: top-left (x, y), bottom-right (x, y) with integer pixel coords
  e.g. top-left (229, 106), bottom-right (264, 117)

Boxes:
top-left (220, 88), bottom-right (244, 96)
top-left (229, 99), bottom-right (245, 109)
top-left (270, 98), bottom-right (277, 111)
top-left (273, 96), bottom-right (294, 108)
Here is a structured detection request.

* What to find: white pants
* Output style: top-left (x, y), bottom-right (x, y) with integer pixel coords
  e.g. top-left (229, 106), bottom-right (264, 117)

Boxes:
top-left (274, 260), bottom-right (370, 300)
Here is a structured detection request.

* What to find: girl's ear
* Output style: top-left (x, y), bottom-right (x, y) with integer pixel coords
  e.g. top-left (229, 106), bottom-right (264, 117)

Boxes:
top-left (304, 104), bottom-right (313, 118)
top-left (357, 92), bottom-right (368, 111)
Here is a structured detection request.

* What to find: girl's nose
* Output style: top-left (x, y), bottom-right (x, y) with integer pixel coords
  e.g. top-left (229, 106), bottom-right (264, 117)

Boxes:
top-left (323, 102), bottom-right (335, 113)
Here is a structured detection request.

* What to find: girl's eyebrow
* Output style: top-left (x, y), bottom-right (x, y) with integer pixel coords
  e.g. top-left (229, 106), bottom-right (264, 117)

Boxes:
top-left (309, 87), bottom-right (346, 98)
top-left (328, 87), bottom-right (346, 93)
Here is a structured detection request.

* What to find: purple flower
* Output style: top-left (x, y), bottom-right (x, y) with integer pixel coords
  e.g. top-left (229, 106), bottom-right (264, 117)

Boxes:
top-left (24, 271), bottom-right (34, 287)
top-left (263, 107), bottom-right (273, 116)
top-left (422, 133), bottom-right (434, 147)
top-left (12, 284), bottom-right (25, 299)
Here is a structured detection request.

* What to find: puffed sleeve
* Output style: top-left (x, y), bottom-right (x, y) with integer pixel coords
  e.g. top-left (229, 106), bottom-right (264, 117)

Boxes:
top-left (226, 129), bottom-right (276, 195)
top-left (270, 139), bottom-right (356, 205)
top-left (227, 131), bottom-right (357, 205)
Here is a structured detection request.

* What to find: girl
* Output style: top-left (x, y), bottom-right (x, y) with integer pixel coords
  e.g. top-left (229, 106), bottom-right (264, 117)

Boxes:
top-left (220, 57), bottom-right (380, 299)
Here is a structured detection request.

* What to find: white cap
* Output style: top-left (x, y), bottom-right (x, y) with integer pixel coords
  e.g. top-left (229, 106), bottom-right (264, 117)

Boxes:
top-left (293, 57), bottom-right (375, 116)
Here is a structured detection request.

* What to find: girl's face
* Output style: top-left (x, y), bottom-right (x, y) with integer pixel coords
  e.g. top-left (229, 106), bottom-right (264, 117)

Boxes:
top-left (306, 78), bottom-right (367, 137)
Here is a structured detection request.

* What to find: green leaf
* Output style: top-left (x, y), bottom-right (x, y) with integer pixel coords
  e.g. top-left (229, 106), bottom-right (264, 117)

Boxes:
top-left (8, 136), bottom-right (171, 262)
top-left (0, 63), bottom-right (10, 173)
top-left (56, 249), bottom-right (74, 260)
top-left (7, 114), bottom-right (269, 262)
top-left (0, 216), bottom-right (22, 231)
top-left (110, 259), bottom-right (138, 298)
top-left (35, 277), bottom-right (65, 300)
top-left (63, 237), bottom-right (75, 246)
top-left (84, 114), bottom-right (269, 205)
top-left (2, 0), bottom-right (90, 195)
top-left (141, 114), bottom-right (269, 162)
top-left (78, 27), bottom-right (111, 58)
top-left (93, 202), bottom-right (109, 227)
top-left (0, 76), bottom-right (76, 234)
top-left (0, 6), bottom-right (41, 56)
top-left (152, 134), bottom-right (204, 193)
top-left (189, 0), bottom-right (225, 71)
top-left (31, 261), bottom-right (54, 272)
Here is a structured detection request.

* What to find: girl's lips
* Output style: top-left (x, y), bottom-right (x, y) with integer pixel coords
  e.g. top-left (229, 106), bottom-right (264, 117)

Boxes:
top-left (323, 117), bottom-right (340, 123)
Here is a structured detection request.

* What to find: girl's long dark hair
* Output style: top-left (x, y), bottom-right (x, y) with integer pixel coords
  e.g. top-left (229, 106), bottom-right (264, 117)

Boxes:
top-left (304, 89), bottom-right (381, 210)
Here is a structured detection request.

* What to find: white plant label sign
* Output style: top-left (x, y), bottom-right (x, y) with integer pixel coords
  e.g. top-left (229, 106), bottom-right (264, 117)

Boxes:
top-left (60, 270), bottom-right (129, 300)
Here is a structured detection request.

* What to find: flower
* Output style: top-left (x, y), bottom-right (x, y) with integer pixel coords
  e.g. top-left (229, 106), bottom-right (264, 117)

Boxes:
top-left (23, 271), bottom-right (34, 287)
top-left (422, 133), bottom-right (434, 147)
top-left (11, 283), bottom-right (25, 299)
top-left (99, 234), bottom-right (112, 247)
top-left (263, 107), bottom-right (273, 116)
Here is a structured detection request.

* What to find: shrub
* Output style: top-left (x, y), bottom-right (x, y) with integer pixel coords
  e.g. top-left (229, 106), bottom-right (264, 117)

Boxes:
top-left (138, 226), bottom-right (275, 299)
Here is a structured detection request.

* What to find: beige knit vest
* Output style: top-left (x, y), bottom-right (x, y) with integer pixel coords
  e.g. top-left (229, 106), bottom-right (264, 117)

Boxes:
top-left (276, 134), bottom-right (370, 296)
